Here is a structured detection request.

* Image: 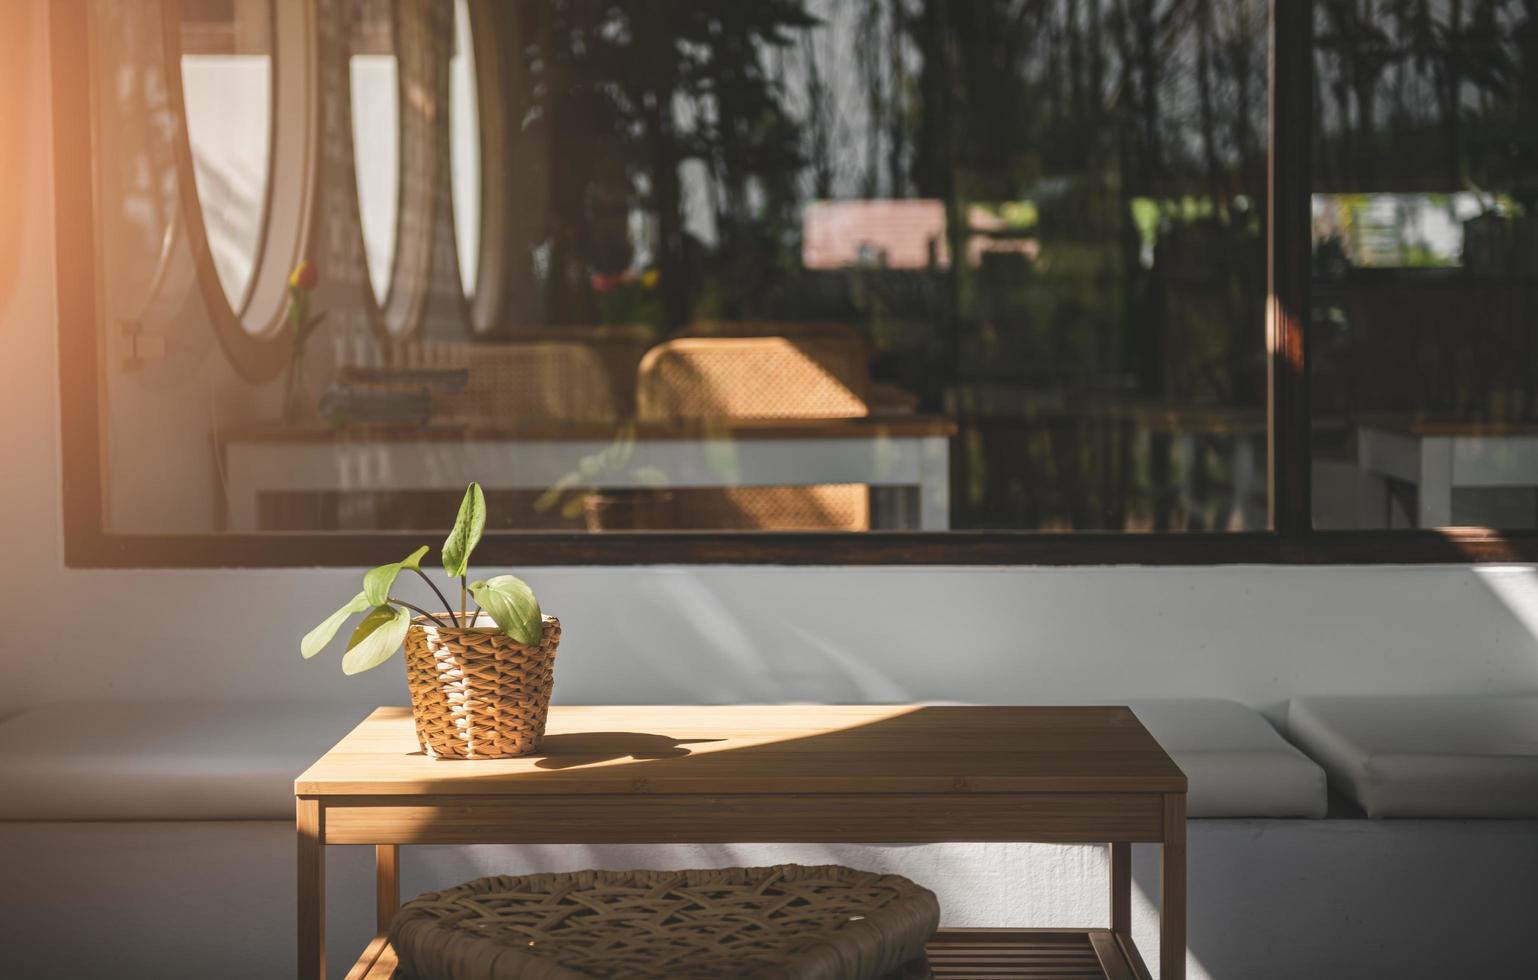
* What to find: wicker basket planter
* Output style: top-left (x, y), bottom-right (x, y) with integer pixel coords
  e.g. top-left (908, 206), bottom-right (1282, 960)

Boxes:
top-left (403, 614), bottom-right (561, 759)
top-left (390, 864), bottom-right (939, 980)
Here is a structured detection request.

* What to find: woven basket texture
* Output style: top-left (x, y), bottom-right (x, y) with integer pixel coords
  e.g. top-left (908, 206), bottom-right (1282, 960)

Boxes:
top-left (390, 865), bottom-right (940, 980)
top-left (404, 615), bottom-right (561, 760)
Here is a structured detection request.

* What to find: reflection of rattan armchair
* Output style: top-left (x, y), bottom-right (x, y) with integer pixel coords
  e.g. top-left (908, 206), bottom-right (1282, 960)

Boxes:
top-left (389, 339), bottom-right (626, 422)
top-left (439, 343), bottom-right (617, 422)
top-left (638, 337), bottom-right (870, 420)
top-left (677, 322), bottom-right (917, 415)
top-left (635, 336), bottom-right (872, 530)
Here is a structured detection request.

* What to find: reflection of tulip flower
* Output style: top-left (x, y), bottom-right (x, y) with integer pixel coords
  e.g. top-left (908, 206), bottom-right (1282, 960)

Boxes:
top-left (286, 260), bottom-right (326, 343)
top-left (590, 271), bottom-right (627, 295)
top-left (289, 259), bottom-right (319, 291)
top-left (283, 260), bottom-right (327, 423)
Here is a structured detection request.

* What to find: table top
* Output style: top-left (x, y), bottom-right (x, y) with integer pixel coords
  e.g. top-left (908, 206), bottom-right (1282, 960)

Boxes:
top-left (222, 416), bottom-right (958, 444)
top-left (296, 705), bottom-right (1186, 798)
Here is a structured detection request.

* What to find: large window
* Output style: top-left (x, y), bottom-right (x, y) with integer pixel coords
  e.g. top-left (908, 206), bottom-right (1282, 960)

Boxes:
top-left (53, 1), bottom-right (1538, 564)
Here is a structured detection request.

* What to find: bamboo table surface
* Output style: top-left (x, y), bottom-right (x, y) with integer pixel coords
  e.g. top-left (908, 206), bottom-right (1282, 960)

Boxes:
top-left (297, 705), bottom-right (1187, 980)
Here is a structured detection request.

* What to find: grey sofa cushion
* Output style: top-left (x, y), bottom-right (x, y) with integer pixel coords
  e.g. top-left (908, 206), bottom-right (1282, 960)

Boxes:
top-left (1130, 699), bottom-right (1327, 818)
top-left (1288, 696), bottom-right (1538, 818)
top-left (0, 702), bottom-right (368, 820)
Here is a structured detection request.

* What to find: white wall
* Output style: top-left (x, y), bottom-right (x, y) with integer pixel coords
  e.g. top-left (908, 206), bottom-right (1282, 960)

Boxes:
top-left (5, 0), bottom-right (1538, 721)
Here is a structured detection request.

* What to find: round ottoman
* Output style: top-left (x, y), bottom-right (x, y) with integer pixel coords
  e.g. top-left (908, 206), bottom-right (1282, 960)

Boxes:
top-left (390, 864), bottom-right (939, 980)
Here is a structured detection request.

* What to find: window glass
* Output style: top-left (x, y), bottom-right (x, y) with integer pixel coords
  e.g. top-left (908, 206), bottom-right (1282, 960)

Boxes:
top-left (88, 0), bottom-right (1272, 540)
top-left (1311, 1), bottom-right (1538, 529)
top-left (350, 0), bottom-right (399, 307)
top-left (178, 0), bottom-right (273, 314)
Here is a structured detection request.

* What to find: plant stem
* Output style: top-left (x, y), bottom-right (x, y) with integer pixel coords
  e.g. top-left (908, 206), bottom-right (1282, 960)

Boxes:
top-left (410, 567), bottom-right (459, 624)
top-left (392, 600), bottom-right (450, 628)
top-left (460, 575), bottom-right (467, 623)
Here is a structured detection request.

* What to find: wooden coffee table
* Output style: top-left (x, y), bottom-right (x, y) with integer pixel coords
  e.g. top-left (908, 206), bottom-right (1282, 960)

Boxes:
top-left (296, 705), bottom-right (1187, 980)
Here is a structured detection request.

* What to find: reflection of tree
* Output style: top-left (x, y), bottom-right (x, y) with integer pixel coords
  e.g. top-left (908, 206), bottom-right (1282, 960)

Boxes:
top-left (505, 0), bottom-right (816, 328)
top-left (1310, 1), bottom-right (1538, 429)
top-left (1314, 0), bottom-right (1538, 202)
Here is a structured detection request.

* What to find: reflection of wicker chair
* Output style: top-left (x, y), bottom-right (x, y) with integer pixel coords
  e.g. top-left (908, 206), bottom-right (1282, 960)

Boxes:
top-left (636, 336), bottom-right (872, 530)
top-left (682, 319), bottom-right (870, 349)
top-left (390, 340), bottom-right (621, 422)
top-left (521, 324), bottom-right (656, 416)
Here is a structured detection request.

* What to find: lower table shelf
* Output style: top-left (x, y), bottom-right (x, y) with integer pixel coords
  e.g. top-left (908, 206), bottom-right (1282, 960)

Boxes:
top-left (348, 927), bottom-right (1152, 980)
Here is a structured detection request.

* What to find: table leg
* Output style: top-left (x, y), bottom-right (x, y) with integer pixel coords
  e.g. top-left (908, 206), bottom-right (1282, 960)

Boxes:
top-left (1161, 793), bottom-right (1186, 980)
top-left (376, 844), bottom-right (400, 934)
top-left (1417, 437), bottom-right (1453, 528)
top-left (1355, 429), bottom-right (1385, 528)
top-left (224, 454), bottom-right (259, 532)
top-left (918, 435), bottom-right (951, 530)
top-left (1109, 842), bottom-right (1132, 936)
top-left (297, 797), bottom-right (325, 980)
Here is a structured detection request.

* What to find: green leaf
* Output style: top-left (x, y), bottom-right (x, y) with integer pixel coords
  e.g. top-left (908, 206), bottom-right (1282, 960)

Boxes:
top-left (363, 545), bottom-right (430, 606)
top-left (301, 591), bottom-right (371, 659)
top-left (469, 575), bottom-right (542, 646)
top-left (442, 482), bottom-right (486, 578)
top-left (341, 604), bottom-right (411, 675)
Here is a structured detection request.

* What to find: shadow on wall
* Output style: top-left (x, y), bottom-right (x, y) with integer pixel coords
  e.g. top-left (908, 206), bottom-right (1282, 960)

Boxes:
top-left (536, 563), bottom-right (1538, 716)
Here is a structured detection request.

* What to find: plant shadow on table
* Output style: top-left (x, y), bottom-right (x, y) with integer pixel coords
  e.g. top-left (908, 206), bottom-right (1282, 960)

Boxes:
top-left (531, 732), bottom-right (725, 769)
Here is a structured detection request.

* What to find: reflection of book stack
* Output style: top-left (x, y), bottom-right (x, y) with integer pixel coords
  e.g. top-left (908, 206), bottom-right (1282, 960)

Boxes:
top-left (320, 367), bottom-right (469, 425)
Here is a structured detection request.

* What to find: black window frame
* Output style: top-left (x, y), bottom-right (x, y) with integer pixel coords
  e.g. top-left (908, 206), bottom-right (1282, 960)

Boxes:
top-left (52, 0), bottom-right (1538, 568)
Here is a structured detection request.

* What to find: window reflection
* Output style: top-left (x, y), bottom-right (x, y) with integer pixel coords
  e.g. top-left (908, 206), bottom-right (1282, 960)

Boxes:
top-left (350, 0), bottom-right (398, 307)
top-left (178, 0), bottom-right (273, 314)
top-left (1311, 1), bottom-right (1538, 529)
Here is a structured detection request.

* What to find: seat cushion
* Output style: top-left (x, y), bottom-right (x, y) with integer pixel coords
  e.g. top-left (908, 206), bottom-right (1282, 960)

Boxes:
top-left (1130, 699), bottom-right (1327, 818)
top-left (0, 702), bottom-right (369, 820)
top-left (391, 865), bottom-right (939, 980)
top-left (1288, 696), bottom-right (1538, 818)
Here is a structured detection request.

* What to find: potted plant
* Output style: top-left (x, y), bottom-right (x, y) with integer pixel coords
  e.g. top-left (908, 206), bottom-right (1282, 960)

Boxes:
top-left (301, 482), bottom-right (560, 759)
top-left (535, 422), bottom-right (674, 531)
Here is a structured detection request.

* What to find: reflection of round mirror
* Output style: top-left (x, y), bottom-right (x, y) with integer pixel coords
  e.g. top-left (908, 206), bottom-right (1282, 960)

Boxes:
top-left (349, 0), bottom-right (399, 309)
top-left (348, 0), bottom-right (436, 337)
top-left (447, 0), bottom-right (507, 333)
top-left (449, 0), bottom-right (480, 300)
top-left (177, 0), bottom-right (273, 312)
top-left (164, 0), bottom-right (314, 380)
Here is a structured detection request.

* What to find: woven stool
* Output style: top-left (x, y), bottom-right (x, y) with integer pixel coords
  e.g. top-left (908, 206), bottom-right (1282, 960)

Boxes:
top-left (390, 864), bottom-right (939, 980)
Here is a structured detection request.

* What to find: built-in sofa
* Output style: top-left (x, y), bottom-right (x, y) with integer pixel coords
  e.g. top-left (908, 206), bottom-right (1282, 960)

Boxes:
top-left (1, 697), bottom-right (1535, 979)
